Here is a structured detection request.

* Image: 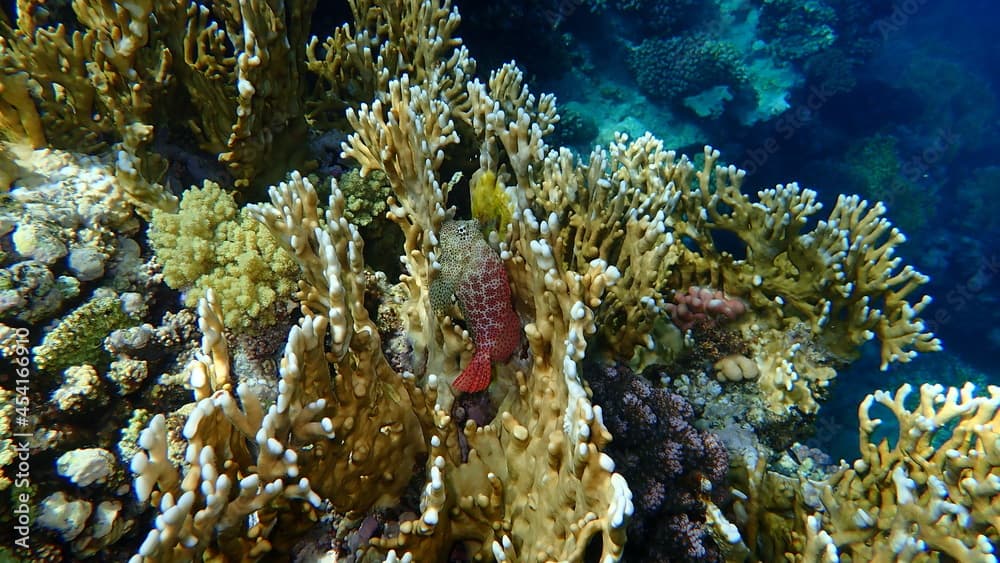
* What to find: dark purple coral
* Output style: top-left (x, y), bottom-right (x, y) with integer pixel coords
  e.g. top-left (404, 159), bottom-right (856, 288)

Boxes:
top-left (585, 363), bottom-right (729, 562)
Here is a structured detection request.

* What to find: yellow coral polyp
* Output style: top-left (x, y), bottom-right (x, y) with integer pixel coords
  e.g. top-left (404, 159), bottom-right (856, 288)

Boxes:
top-left (470, 169), bottom-right (513, 239)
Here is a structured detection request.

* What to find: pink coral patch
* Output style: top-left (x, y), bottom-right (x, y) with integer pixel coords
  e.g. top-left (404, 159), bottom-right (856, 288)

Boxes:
top-left (665, 286), bottom-right (746, 331)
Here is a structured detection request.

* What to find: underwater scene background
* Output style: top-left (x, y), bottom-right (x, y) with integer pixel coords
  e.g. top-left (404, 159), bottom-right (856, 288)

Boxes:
top-left (0, 0), bottom-right (997, 561)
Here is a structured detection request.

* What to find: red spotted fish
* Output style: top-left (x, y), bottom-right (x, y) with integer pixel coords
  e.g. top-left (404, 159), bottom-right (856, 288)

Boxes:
top-left (433, 220), bottom-right (521, 393)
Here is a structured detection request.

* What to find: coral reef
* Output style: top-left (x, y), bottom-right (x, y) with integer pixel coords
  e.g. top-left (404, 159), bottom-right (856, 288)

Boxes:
top-left (758, 0), bottom-right (837, 61)
top-left (0, 0), bottom-right (176, 211)
top-left (125, 0), bottom-right (938, 555)
top-left (842, 133), bottom-right (939, 234)
top-left (0, 146), bottom-right (142, 325)
top-left (957, 166), bottom-right (1000, 237)
top-left (627, 35), bottom-right (748, 106)
top-left (607, 0), bottom-right (706, 35)
top-left (0, 1), bottom-right (969, 562)
top-left (591, 0), bottom-right (889, 127)
top-left (128, 3), bottom-right (631, 559)
top-left (732, 383), bottom-right (1000, 562)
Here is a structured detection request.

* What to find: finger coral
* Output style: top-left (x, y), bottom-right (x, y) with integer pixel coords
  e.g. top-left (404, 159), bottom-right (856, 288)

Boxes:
top-left (734, 383), bottom-right (1000, 563)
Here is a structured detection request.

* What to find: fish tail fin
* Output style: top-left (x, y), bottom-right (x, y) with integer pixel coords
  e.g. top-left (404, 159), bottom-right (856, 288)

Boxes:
top-left (452, 350), bottom-right (492, 393)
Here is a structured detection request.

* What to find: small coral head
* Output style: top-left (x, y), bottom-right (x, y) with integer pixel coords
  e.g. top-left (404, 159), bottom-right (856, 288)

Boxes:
top-left (666, 286), bottom-right (746, 331)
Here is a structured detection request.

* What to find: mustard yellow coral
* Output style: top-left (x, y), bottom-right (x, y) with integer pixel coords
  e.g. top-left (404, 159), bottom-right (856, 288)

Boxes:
top-left (470, 169), bottom-right (513, 239)
top-left (149, 181), bottom-right (298, 329)
top-left (805, 383), bottom-right (1000, 561)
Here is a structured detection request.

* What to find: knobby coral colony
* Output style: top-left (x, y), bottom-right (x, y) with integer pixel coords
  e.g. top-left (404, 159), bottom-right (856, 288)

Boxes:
top-left (6, 0), bottom-right (997, 562)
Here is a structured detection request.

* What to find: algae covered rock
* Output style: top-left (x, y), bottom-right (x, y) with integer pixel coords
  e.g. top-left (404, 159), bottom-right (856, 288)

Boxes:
top-left (33, 292), bottom-right (138, 375)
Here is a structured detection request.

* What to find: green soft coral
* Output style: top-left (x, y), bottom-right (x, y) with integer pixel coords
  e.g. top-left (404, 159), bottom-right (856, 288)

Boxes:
top-left (149, 181), bottom-right (298, 329)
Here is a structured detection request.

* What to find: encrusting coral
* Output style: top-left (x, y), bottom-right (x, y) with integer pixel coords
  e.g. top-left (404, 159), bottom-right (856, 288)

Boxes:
top-left (33, 293), bottom-right (137, 376)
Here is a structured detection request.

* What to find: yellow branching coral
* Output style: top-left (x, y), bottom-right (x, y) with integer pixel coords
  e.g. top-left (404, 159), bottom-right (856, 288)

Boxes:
top-left (455, 61), bottom-right (938, 415)
top-left (305, 0), bottom-right (474, 128)
top-left (671, 148), bottom-right (941, 371)
top-left (161, 0), bottom-right (316, 187)
top-left (134, 166), bottom-right (631, 560)
top-left (458, 67), bottom-right (938, 413)
top-left (342, 70), bottom-right (468, 378)
top-left (0, 70), bottom-right (45, 147)
top-left (248, 173), bottom-right (432, 512)
top-left (813, 382), bottom-right (1000, 561)
top-left (735, 383), bottom-right (1000, 563)
top-left (133, 4), bottom-right (633, 560)
top-left (130, 293), bottom-right (326, 561)
top-left (498, 128), bottom-right (685, 357)
top-left (1, 0), bottom-right (161, 150)
top-left (1, 0), bottom-right (322, 200)
top-left (620, 146), bottom-right (941, 413)
top-left (750, 324), bottom-right (837, 414)
top-left (0, 0), bottom-right (176, 213)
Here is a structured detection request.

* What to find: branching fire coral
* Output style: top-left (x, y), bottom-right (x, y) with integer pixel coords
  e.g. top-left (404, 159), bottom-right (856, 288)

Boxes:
top-left (733, 383), bottom-right (1000, 562)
